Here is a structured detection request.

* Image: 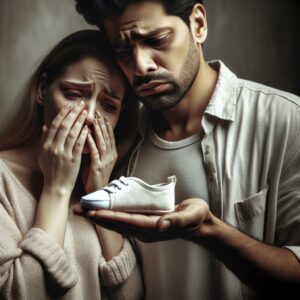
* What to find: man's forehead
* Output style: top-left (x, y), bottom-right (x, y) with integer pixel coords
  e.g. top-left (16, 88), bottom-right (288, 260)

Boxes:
top-left (103, 1), bottom-right (171, 41)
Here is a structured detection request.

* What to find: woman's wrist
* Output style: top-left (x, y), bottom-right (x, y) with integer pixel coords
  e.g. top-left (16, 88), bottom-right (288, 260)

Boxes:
top-left (33, 185), bottom-right (72, 247)
top-left (42, 183), bottom-right (73, 200)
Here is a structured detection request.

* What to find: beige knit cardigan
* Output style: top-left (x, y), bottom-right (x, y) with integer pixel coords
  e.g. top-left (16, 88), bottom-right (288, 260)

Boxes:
top-left (0, 159), bottom-right (143, 300)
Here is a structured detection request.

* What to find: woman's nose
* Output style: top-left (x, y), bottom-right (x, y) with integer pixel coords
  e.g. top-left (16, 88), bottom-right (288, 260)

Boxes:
top-left (83, 101), bottom-right (96, 127)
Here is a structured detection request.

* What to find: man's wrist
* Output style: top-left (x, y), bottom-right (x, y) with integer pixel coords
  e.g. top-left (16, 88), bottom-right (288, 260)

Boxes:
top-left (189, 212), bottom-right (227, 245)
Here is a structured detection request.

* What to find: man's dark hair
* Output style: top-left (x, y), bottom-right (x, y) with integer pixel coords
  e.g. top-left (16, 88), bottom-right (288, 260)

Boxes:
top-left (75, 0), bottom-right (204, 27)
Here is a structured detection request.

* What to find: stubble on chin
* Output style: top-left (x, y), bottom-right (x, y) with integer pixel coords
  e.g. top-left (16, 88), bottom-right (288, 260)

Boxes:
top-left (135, 37), bottom-right (200, 111)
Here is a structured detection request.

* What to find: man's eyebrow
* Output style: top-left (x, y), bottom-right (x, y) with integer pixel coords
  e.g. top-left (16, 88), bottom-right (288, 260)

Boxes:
top-left (112, 27), bottom-right (172, 48)
top-left (132, 27), bottom-right (173, 40)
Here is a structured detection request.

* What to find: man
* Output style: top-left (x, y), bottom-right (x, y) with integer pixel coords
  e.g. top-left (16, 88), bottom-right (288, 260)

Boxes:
top-left (75, 1), bottom-right (300, 299)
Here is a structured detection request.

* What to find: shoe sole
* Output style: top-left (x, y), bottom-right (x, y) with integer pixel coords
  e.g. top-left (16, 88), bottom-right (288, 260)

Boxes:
top-left (80, 201), bottom-right (173, 215)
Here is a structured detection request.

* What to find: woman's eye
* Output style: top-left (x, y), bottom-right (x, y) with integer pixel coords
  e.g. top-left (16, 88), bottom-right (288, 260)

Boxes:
top-left (101, 102), bottom-right (117, 113)
top-left (64, 90), bottom-right (84, 100)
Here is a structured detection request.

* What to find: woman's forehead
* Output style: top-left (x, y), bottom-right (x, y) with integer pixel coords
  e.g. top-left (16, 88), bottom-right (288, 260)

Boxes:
top-left (60, 57), bottom-right (126, 97)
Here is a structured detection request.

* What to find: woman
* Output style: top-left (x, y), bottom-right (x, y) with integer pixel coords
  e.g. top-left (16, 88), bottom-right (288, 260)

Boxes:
top-left (0, 30), bottom-right (143, 299)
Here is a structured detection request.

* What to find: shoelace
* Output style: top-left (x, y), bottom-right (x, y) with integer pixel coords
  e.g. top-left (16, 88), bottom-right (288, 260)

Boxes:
top-left (103, 177), bottom-right (129, 194)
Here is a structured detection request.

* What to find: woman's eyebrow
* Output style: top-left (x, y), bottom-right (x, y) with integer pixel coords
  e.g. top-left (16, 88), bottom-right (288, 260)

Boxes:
top-left (61, 80), bottom-right (94, 90)
top-left (62, 81), bottom-right (122, 101)
top-left (101, 86), bottom-right (122, 101)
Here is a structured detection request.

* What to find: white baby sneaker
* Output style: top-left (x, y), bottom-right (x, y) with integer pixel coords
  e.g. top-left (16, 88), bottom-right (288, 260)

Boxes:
top-left (80, 175), bottom-right (177, 214)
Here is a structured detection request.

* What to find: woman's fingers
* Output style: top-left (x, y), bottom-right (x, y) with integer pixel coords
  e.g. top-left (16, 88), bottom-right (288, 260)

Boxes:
top-left (73, 125), bottom-right (89, 157)
top-left (93, 112), bottom-right (107, 159)
top-left (105, 117), bottom-right (116, 154)
top-left (43, 104), bottom-right (72, 148)
top-left (40, 124), bottom-right (49, 145)
top-left (52, 101), bottom-right (85, 149)
top-left (86, 132), bottom-right (100, 164)
top-left (65, 109), bottom-right (87, 152)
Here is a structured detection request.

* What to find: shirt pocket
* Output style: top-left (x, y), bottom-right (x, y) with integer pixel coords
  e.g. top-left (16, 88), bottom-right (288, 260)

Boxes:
top-left (234, 187), bottom-right (268, 241)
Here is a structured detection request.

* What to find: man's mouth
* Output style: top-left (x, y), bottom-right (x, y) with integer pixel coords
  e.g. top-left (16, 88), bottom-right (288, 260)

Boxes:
top-left (136, 81), bottom-right (171, 96)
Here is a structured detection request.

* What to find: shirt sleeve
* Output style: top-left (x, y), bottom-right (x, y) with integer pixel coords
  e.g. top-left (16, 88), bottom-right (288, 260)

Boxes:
top-left (276, 122), bottom-right (300, 261)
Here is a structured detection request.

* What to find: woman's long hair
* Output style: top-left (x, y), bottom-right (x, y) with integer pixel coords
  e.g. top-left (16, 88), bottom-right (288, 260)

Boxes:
top-left (0, 30), bottom-right (137, 158)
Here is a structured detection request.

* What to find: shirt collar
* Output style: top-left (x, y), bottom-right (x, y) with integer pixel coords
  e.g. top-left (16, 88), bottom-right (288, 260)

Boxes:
top-left (204, 60), bottom-right (237, 122)
top-left (138, 60), bottom-right (238, 136)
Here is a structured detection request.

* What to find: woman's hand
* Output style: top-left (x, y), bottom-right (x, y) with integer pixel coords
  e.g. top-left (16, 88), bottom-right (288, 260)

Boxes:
top-left (35, 102), bottom-right (88, 246)
top-left (38, 102), bottom-right (88, 196)
top-left (83, 110), bottom-right (118, 193)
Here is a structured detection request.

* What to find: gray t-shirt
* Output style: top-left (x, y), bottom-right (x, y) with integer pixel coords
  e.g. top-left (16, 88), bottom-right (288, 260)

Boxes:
top-left (134, 126), bottom-right (209, 203)
top-left (133, 127), bottom-right (216, 300)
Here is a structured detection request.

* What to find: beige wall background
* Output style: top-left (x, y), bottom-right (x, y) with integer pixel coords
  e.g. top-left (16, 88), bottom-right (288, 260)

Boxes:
top-left (0, 0), bottom-right (299, 131)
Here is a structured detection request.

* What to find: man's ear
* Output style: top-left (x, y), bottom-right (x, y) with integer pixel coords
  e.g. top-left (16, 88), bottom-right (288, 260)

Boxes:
top-left (189, 4), bottom-right (208, 45)
top-left (37, 73), bottom-right (47, 106)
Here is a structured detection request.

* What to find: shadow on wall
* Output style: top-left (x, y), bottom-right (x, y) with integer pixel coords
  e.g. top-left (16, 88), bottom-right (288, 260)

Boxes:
top-left (0, 0), bottom-right (94, 132)
top-left (0, 0), bottom-right (299, 131)
top-left (205, 0), bottom-right (300, 96)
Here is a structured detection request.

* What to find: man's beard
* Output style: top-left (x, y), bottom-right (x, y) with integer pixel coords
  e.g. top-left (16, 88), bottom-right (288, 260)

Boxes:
top-left (133, 36), bottom-right (200, 111)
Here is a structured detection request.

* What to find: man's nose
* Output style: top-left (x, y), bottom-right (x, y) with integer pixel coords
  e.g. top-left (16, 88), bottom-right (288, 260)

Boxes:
top-left (83, 100), bottom-right (96, 127)
top-left (133, 47), bottom-right (158, 77)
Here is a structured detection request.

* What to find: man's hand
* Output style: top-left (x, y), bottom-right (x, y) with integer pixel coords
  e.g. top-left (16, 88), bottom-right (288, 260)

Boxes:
top-left (73, 198), bottom-right (212, 242)
top-left (74, 197), bottom-right (300, 295)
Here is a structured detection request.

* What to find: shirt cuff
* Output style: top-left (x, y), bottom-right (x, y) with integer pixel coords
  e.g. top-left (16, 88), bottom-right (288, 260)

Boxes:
top-left (284, 245), bottom-right (300, 262)
top-left (19, 227), bottom-right (77, 289)
top-left (99, 239), bottom-right (137, 287)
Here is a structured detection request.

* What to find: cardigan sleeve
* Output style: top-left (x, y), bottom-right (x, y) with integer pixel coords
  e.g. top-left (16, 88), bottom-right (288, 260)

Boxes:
top-left (99, 239), bottom-right (144, 300)
top-left (19, 228), bottom-right (77, 287)
top-left (0, 179), bottom-right (77, 298)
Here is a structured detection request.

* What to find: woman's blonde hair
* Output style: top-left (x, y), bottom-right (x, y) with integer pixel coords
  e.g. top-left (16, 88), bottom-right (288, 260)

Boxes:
top-left (0, 30), bottom-right (137, 156)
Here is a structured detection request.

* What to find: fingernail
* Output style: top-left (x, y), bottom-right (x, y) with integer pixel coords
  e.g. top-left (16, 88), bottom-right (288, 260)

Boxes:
top-left (160, 220), bottom-right (171, 231)
top-left (78, 100), bottom-right (84, 107)
top-left (87, 211), bottom-right (96, 217)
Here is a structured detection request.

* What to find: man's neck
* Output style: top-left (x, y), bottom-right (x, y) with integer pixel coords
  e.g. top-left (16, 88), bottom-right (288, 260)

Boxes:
top-left (153, 61), bottom-right (218, 141)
